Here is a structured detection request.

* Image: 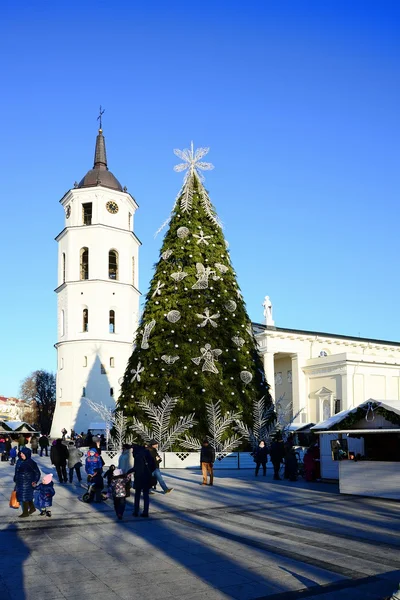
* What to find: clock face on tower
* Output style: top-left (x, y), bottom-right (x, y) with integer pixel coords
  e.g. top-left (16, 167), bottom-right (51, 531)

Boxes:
top-left (65, 206), bottom-right (71, 219)
top-left (106, 201), bottom-right (119, 214)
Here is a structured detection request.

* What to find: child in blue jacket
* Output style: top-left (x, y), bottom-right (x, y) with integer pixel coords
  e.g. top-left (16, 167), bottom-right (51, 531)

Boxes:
top-left (9, 446), bottom-right (17, 466)
top-left (34, 473), bottom-right (55, 517)
top-left (85, 448), bottom-right (104, 482)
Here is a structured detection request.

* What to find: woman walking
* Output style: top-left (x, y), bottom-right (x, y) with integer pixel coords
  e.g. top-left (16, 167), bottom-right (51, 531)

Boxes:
top-left (14, 447), bottom-right (41, 518)
top-left (254, 440), bottom-right (268, 476)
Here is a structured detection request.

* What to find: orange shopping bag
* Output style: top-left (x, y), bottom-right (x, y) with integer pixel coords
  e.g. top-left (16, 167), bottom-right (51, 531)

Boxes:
top-left (9, 490), bottom-right (20, 509)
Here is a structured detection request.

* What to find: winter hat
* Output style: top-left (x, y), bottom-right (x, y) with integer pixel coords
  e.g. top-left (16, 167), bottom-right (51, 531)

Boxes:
top-left (42, 474), bottom-right (53, 484)
top-left (149, 440), bottom-right (157, 446)
top-left (113, 469), bottom-right (123, 476)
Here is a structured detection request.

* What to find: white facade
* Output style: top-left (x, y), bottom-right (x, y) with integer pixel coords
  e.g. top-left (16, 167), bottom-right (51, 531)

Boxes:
top-left (51, 130), bottom-right (140, 436)
top-left (255, 299), bottom-right (400, 425)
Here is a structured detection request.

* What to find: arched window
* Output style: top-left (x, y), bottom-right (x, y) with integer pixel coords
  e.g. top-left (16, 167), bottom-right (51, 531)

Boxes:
top-left (132, 256), bottom-right (135, 285)
top-left (82, 387), bottom-right (86, 397)
top-left (109, 310), bottom-right (115, 333)
top-left (110, 387), bottom-right (114, 397)
top-left (110, 357), bottom-right (115, 368)
top-left (109, 249), bottom-right (118, 280)
top-left (80, 247), bottom-right (89, 280)
top-left (83, 308), bottom-right (89, 332)
top-left (62, 253), bottom-right (66, 283)
top-left (60, 310), bottom-right (65, 337)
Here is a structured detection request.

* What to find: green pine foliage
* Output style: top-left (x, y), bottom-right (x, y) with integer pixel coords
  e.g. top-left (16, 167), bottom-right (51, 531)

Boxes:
top-left (119, 174), bottom-right (272, 440)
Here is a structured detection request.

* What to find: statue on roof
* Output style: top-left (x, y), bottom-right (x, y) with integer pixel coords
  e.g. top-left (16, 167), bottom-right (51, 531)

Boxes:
top-left (263, 295), bottom-right (275, 327)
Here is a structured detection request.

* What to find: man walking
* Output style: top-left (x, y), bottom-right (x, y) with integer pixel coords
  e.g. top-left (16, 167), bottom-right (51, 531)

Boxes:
top-left (269, 433), bottom-right (285, 481)
top-left (39, 434), bottom-right (49, 457)
top-left (148, 440), bottom-right (173, 494)
top-left (200, 439), bottom-right (215, 486)
top-left (50, 439), bottom-right (69, 483)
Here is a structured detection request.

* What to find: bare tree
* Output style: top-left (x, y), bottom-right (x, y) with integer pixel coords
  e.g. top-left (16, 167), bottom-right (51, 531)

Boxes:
top-left (84, 398), bottom-right (134, 451)
top-left (19, 371), bottom-right (56, 433)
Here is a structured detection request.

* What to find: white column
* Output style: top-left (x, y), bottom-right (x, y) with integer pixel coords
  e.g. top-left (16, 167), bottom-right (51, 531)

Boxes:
top-left (291, 354), bottom-right (307, 420)
top-left (263, 352), bottom-right (275, 401)
top-left (341, 368), bottom-right (353, 411)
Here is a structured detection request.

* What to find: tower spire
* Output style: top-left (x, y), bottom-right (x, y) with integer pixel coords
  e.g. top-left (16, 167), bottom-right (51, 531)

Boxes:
top-left (94, 106), bottom-right (107, 170)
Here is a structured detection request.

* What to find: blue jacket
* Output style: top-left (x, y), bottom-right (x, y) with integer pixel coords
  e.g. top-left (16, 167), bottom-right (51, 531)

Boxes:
top-left (34, 482), bottom-right (55, 509)
top-left (14, 447), bottom-right (41, 502)
top-left (10, 447), bottom-right (17, 458)
top-left (85, 449), bottom-right (103, 475)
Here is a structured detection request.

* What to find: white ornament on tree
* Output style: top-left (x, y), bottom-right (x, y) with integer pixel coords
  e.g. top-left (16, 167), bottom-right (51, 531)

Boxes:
top-left (167, 310), bottom-right (181, 323)
top-left (141, 320), bottom-right (156, 349)
top-left (225, 300), bottom-right (237, 312)
top-left (152, 281), bottom-right (165, 298)
top-left (240, 370), bottom-right (253, 385)
top-left (193, 230), bottom-right (212, 245)
top-left (191, 344), bottom-right (222, 374)
top-left (177, 226), bottom-right (190, 238)
top-left (214, 262), bottom-right (229, 274)
top-left (171, 270), bottom-right (188, 282)
top-left (196, 308), bottom-right (220, 328)
top-left (232, 336), bottom-right (245, 348)
top-left (131, 362), bottom-right (144, 382)
top-left (192, 263), bottom-right (219, 290)
top-left (161, 249), bottom-right (173, 260)
top-left (161, 355), bottom-right (180, 365)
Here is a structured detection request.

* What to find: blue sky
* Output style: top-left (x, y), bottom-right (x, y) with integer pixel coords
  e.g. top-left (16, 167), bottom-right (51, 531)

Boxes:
top-left (0, 0), bottom-right (399, 397)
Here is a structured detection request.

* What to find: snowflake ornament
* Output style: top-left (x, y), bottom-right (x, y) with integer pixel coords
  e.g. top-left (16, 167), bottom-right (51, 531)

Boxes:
top-left (193, 230), bottom-right (212, 246)
top-left (152, 281), bottom-right (165, 298)
top-left (131, 362), bottom-right (144, 382)
top-left (174, 142), bottom-right (214, 184)
top-left (196, 308), bottom-right (220, 328)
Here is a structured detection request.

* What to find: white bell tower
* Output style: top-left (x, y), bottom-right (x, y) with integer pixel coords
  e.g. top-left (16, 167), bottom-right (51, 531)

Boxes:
top-left (51, 125), bottom-right (140, 436)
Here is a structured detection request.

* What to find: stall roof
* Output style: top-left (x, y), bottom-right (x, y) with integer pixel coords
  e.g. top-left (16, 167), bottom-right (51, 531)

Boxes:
top-left (311, 399), bottom-right (400, 432)
top-left (316, 428), bottom-right (400, 435)
top-left (287, 423), bottom-right (315, 432)
top-left (0, 420), bottom-right (37, 432)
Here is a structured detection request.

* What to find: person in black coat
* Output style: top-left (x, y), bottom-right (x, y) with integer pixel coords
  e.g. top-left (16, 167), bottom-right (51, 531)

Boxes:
top-left (200, 439), bottom-right (215, 486)
top-left (14, 447), bottom-right (41, 518)
top-left (39, 434), bottom-right (49, 457)
top-left (132, 445), bottom-right (156, 517)
top-left (254, 440), bottom-right (268, 476)
top-left (50, 439), bottom-right (69, 483)
top-left (269, 434), bottom-right (285, 480)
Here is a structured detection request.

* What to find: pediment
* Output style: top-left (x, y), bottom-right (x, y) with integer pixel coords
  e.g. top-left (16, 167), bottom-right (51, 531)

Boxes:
top-left (315, 387), bottom-right (333, 396)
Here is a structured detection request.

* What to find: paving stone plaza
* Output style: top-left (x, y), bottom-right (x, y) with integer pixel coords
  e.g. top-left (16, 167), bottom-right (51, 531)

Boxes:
top-left (0, 456), bottom-right (399, 600)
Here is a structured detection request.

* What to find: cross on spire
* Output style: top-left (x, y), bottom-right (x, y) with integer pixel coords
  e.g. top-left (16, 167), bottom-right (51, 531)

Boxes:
top-left (97, 105), bottom-right (105, 130)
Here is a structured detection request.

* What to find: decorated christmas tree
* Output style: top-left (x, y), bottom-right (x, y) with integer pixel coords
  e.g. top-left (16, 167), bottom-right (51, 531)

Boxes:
top-left (119, 143), bottom-right (273, 442)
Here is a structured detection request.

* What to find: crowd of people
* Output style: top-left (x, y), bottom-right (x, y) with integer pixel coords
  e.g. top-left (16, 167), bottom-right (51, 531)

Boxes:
top-left (3, 427), bottom-right (320, 522)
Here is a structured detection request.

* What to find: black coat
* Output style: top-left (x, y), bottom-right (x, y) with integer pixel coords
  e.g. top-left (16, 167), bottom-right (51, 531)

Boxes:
top-left (14, 448), bottom-right (41, 502)
top-left (50, 441), bottom-right (69, 466)
top-left (133, 447), bottom-right (156, 489)
top-left (269, 441), bottom-right (285, 463)
top-left (200, 445), bottom-right (215, 464)
top-left (39, 436), bottom-right (49, 448)
top-left (255, 446), bottom-right (268, 463)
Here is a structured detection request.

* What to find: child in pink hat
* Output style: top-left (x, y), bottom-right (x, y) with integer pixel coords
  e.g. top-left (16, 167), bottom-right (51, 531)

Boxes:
top-left (35, 473), bottom-right (55, 517)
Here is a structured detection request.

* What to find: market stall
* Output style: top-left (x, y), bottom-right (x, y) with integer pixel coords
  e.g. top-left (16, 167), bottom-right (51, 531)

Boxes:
top-left (311, 399), bottom-right (400, 500)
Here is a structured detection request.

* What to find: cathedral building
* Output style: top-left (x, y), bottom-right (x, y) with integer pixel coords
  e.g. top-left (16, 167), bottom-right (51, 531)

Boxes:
top-left (50, 126), bottom-right (140, 436)
top-left (255, 297), bottom-right (400, 424)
